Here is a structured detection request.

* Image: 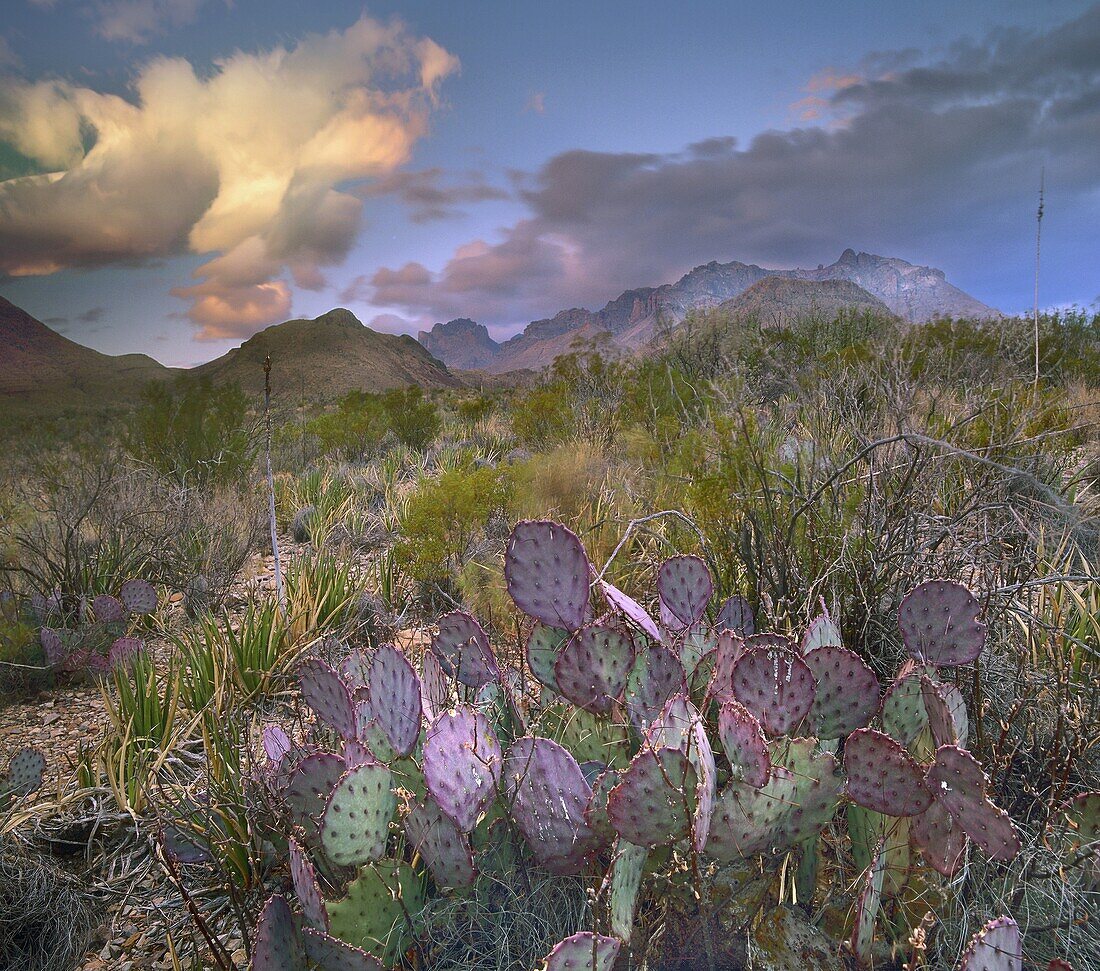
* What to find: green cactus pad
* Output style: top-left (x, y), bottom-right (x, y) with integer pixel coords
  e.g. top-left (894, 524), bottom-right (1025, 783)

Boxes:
top-left (898, 580), bottom-right (986, 667)
top-left (844, 728), bottom-right (933, 817)
top-left (405, 797), bottom-right (476, 890)
top-left (879, 663), bottom-right (930, 746)
top-left (540, 932), bottom-right (621, 971)
top-left (804, 646), bottom-right (880, 739)
top-left (956, 916), bottom-right (1021, 971)
top-left (554, 624), bottom-right (635, 715)
top-left (506, 520), bottom-right (591, 632)
top-left (772, 738), bottom-right (843, 846)
top-left (610, 839), bottom-right (648, 943)
top-left (354, 704), bottom-right (397, 764)
top-left (321, 762), bottom-right (396, 867)
top-left (926, 746), bottom-right (1021, 861)
top-left (624, 643), bottom-right (686, 735)
top-left (706, 766), bottom-right (797, 860)
top-left (251, 894), bottom-right (306, 971)
top-left (527, 624), bottom-right (569, 692)
top-left (801, 614), bottom-right (843, 652)
top-left (646, 695), bottom-right (716, 850)
top-left (607, 746), bottom-right (697, 848)
top-left (538, 701), bottom-right (630, 767)
top-left (326, 861), bottom-right (423, 964)
top-left (2, 747), bottom-right (45, 798)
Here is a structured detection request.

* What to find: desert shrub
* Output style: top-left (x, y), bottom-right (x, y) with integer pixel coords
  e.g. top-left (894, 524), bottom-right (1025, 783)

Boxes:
top-left (455, 393), bottom-right (496, 427)
top-left (510, 384), bottom-right (573, 449)
top-left (383, 386), bottom-right (442, 450)
top-left (395, 464), bottom-right (513, 588)
top-left (304, 390), bottom-right (388, 459)
top-left (127, 376), bottom-right (256, 486)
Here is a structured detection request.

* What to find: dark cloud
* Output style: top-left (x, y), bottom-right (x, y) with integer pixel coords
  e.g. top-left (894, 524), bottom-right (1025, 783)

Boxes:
top-left (361, 168), bottom-right (510, 222)
top-left (369, 6), bottom-right (1100, 330)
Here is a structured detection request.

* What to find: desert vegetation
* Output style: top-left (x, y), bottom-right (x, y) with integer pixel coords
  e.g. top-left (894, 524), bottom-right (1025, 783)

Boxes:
top-left (1, 305), bottom-right (1098, 971)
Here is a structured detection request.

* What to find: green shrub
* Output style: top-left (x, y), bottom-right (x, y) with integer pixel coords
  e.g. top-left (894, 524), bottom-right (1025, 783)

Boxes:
top-left (396, 465), bottom-right (513, 584)
top-left (383, 386), bottom-right (442, 450)
top-left (127, 377), bottom-right (255, 486)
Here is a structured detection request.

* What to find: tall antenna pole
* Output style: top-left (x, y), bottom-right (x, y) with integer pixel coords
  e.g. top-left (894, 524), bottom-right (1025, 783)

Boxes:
top-left (1033, 166), bottom-right (1044, 387)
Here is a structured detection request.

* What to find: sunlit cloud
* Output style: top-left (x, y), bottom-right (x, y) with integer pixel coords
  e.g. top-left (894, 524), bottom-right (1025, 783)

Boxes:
top-left (0, 15), bottom-right (459, 338)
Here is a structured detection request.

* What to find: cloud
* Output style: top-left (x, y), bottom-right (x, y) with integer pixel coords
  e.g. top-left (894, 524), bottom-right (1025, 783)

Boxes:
top-left (524, 92), bottom-right (545, 114)
top-left (0, 15), bottom-right (459, 338)
top-left (369, 6), bottom-right (1100, 330)
top-left (93, 0), bottom-right (213, 44)
top-left (360, 167), bottom-right (509, 222)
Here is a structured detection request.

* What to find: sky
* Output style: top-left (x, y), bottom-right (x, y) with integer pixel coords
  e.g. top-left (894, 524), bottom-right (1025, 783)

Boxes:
top-left (0, 1), bottom-right (1097, 367)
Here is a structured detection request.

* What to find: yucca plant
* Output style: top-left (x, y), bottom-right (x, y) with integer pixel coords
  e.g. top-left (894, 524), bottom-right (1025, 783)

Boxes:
top-left (284, 552), bottom-right (360, 644)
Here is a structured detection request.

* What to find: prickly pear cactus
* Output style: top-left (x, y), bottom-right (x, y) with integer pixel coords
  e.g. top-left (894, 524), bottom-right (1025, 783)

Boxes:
top-left (299, 659), bottom-right (357, 741)
top-left (844, 728), bottom-right (933, 817)
top-left (1, 747), bottom-right (46, 807)
top-left (717, 700), bottom-right (770, 787)
top-left (956, 916), bottom-right (1022, 971)
top-left (362, 645), bottom-right (422, 757)
top-left (899, 580), bottom-right (985, 667)
top-left (731, 644), bottom-right (816, 736)
top-left (405, 796), bottom-right (477, 889)
top-left (803, 645), bottom-right (880, 739)
top-left (526, 623), bottom-right (569, 692)
top-left (422, 705), bottom-right (501, 833)
top-left (657, 554), bottom-right (713, 629)
top-left (601, 579), bottom-right (662, 643)
top-left (503, 736), bottom-right (596, 873)
top-left (926, 746), bottom-right (1021, 860)
top-left (541, 932), bottom-right (621, 971)
top-left (320, 762), bottom-right (396, 866)
top-left (554, 624), bottom-right (635, 715)
top-left (119, 578), bottom-right (158, 616)
top-left (288, 836), bottom-right (328, 931)
top-left (607, 746), bottom-right (697, 848)
top-left (432, 611), bottom-right (499, 688)
top-left (716, 595), bottom-right (755, 637)
top-left (252, 894), bottom-right (306, 971)
top-left (506, 520), bottom-right (591, 631)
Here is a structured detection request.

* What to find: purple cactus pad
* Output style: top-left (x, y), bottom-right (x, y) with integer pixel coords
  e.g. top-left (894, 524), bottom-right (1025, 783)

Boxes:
top-left (731, 645), bottom-right (816, 736)
top-left (898, 580), bottom-right (986, 667)
top-left (505, 520), bottom-right (591, 631)
top-left (422, 705), bottom-right (502, 833)
top-left (843, 728), bottom-right (933, 817)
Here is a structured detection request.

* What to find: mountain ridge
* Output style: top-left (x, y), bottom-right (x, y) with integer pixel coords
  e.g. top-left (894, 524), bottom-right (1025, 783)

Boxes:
top-left (419, 249), bottom-right (999, 373)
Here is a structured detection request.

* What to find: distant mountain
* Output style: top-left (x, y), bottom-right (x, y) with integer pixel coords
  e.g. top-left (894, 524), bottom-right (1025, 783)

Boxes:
top-left (718, 277), bottom-right (895, 325)
top-left (0, 294), bottom-right (176, 417)
top-left (418, 318), bottom-right (500, 370)
top-left (194, 308), bottom-right (461, 400)
top-left (419, 250), bottom-right (1000, 373)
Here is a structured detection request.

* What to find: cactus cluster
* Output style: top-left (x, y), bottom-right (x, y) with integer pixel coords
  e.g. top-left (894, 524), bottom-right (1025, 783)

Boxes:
top-left (246, 520), bottom-right (1084, 970)
top-left (36, 578), bottom-right (157, 675)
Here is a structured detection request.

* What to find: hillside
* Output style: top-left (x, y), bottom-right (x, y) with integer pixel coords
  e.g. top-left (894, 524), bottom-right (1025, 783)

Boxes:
top-left (717, 277), bottom-right (895, 325)
top-left (193, 308), bottom-right (461, 400)
top-left (0, 294), bottom-right (176, 417)
top-left (419, 249), bottom-right (1000, 373)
